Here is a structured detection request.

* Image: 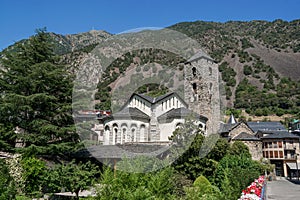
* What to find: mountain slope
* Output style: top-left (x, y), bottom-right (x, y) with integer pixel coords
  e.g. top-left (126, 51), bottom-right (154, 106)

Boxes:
top-left (2, 20), bottom-right (300, 117)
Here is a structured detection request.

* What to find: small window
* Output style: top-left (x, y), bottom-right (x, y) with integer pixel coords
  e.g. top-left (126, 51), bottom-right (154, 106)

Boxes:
top-left (269, 142), bottom-right (272, 148)
top-left (270, 151), bottom-right (273, 158)
top-left (265, 151), bottom-right (269, 158)
top-left (192, 67), bottom-right (196, 77)
top-left (279, 151), bottom-right (283, 158)
top-left (192, 83), bottom-right (197, 94)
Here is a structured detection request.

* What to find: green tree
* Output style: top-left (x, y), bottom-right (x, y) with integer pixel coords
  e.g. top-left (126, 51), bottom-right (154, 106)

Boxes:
top-left (0, 159), bottom-right (17, 200)
top-left (0, 28), bottom-right (79, 156)
top-left (213, 154), bottom-right (263, 199)
top-left (207, 138), bottom-right (230, 161)
top-left (229, 141), bottom-right (252, 158)
top-left (48, 160), bottom-right (99, 200)
top-left (97, 157), bottom-right (177, 200)
top-left (184, 175), bottom-right (222, 200)
top-left (21, 156), bottom-right (47, 196)
top-left (243, 65), bottom-right (252, 75)
top-left (0, 123), bottom-right (16, 151)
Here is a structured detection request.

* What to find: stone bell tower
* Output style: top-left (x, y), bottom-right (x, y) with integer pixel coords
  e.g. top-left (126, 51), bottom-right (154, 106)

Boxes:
top-left (184, 50), bottom-right (221, 134)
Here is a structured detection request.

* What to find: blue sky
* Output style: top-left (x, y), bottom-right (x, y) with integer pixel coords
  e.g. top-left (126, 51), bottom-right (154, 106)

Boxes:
top-left (1, 0), bottom-right (300, 50)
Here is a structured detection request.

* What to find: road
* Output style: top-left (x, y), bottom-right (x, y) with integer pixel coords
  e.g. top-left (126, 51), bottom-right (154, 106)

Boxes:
top-left (267, 178), bottom-right (300, 200)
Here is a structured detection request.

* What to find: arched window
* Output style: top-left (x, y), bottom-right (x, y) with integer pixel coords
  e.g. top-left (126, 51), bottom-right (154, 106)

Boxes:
top-left (140, 124), bottom-right (146, 142)
top-left (131, 128), bottom-right (135, 142)
top-left (176, 123), bottom-right (183, 129)
top-left (130, 124), bottom-right (137, 142)
top-left (113, 124), bottom-right (118, 144)
top-left (121, 123), bottom-right (128, 143)
top-left (114, 128), bottom-right (118, 137)
top-left (122, 128), bottom-right (127, 143)
top-left (192, 83), bottom-right (197, 94)
top-left (192, 67), bottom-right (197, 77)
top-left (104, 126), bottom-right (110, 144)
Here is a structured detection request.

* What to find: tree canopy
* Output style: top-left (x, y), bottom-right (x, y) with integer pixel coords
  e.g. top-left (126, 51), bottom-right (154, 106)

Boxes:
top-left (0, 28), bottom-right (79, 156)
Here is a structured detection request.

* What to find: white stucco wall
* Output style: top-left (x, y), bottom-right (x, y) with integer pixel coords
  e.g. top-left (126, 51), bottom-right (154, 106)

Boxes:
top-left (159, 119), bottom-right (185, 141)
top-left (128, 95), bottom-right (152, 116)
top-left (155, 95), bottom-right (186, 117)
top-left (103, 119), bottom-right (149, 145)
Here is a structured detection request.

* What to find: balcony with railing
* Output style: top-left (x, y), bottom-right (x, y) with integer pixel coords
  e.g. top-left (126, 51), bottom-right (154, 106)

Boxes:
top-left (285, 155), bottom-right (297, 159)
top-left (284, 144), bottom-right (297, 150)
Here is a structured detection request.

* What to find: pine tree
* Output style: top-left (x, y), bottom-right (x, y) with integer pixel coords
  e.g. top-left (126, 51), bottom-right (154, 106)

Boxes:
top-left (0, 28), bottom-right (79, 156)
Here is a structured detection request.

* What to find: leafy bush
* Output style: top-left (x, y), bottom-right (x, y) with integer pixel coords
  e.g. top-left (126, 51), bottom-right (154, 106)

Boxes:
top-left (96, 157), bottom-right (177, 200)
top-left (213, 154), bottom-right (263, 200)
top-left (0, 160), bottom-right (17, 200)
top-left (185, 175), bottom-right (222, 200)
top-left (243, 65), bottom-right (252, 75)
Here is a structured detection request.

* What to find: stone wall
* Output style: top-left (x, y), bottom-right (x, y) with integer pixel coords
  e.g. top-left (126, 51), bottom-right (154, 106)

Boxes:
top-left (243, 141), bottom-right (263, 161)
top-left (184, 56), bottom-right (221, 134)
top-left (230, 123), bottom-right (254, 139)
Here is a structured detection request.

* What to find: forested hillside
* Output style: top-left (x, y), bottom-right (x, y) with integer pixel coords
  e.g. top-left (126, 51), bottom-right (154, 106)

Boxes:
top-left (169, 20), bottom-right (300, 117)
top-left (2, 20), bottom-right (300, 118)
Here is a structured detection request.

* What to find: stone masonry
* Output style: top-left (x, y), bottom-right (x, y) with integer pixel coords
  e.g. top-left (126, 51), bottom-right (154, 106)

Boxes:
top-left (184, 51), bottom-right (221, 134)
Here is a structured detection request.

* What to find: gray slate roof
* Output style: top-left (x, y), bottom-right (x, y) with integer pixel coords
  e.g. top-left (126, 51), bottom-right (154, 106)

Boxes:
top-left (247, 121), bottom-right (287, 133)
top-left (157, 107), bottom-right (208, 123)
top-left (260, 130), bottom-right (300, 139)
top-left (107, 107), bottom-right (150, 120)
top-left (137, 92), bottom-right (186, 105)
top-left (219, 122), bottom-right (240, 133)
top-left (227, 114), bottom-right (237, 124)
top-left (79, 143), bottom-right (171, 159)
top-left (186, 50), bottom-right (213, 63)
top-left (232, 132), bottom-right (260, 141)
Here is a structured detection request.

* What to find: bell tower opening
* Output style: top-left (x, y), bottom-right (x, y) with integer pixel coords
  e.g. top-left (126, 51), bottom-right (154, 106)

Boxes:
top-left (192, 67), bottom-right (197, 77)
top-left (192, 83), bottom-right (197, 94)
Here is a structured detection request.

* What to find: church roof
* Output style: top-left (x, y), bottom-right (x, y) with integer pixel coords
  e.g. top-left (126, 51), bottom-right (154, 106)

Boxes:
top-left (247, 121), bottom-right (287, 133)
top-left (137, 92), bottom-right (187, 106)
top-left (219, 122), bottom-right (240, 133)
top-left (232, 132), bottom-right (260, 141)
top-left (107, 107), bottom-right (150, 120)
top-left (157, 107), bottom-right (208, 123)
top-left (75, 143), bottom-right (171, 159)
top-left (186, 50), bottom-right (213, 63)
top-left (227, 114), bottom-right (237, 124)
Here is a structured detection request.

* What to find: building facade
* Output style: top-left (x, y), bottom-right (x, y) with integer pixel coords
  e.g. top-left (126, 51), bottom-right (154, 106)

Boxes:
top-left (101, 92), bottom-right (208, 145)
top-left (184, 50), bottom-right (221, 134)
top-left (219, 117), bottom-right (300, 177)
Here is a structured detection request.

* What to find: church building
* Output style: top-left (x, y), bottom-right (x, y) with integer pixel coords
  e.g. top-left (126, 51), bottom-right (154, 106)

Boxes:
top-left (101, 92), bottom-right (208, 145)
